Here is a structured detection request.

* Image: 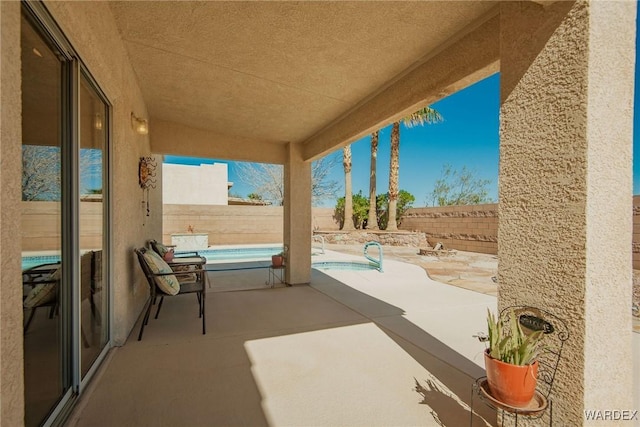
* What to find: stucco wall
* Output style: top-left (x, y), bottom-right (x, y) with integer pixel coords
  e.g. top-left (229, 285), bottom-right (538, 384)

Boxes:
top-left (400, 204), bottom-right (498, 254)
top-left (499, 1), bottom-right (635, 423)
top-left (44, 1), bottom-right (162, 345)
top-left (163, 163), bottom-right (229, 205)
top-left (1, 2), bottom-right (26, 424)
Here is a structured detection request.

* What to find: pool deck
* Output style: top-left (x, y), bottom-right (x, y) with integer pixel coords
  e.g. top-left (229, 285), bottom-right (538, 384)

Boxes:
top-left (310, 251), bottom-right (496, 371)
top-left (324, 243), bottom-right (640, 333)
top-left (321, 243), bottom-right (498, 296)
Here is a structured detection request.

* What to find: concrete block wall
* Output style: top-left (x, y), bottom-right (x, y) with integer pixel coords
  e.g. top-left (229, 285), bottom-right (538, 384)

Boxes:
top-left (22, 201), bottom-right (103, 252)
top-left (20, 203), bottom-right (339, 252)
top-left (399, 203), bottom-right (498, 254)
top-left (22, 200), bottom-right (640, 267)
top-left (403, 198), bottom-right (640, 267)
top-left (313, 208), bottom-right (340, 231)
top-left (162, 204), bottom-right (339, 246)
top-left (163, 204), bottom-right (282, 245)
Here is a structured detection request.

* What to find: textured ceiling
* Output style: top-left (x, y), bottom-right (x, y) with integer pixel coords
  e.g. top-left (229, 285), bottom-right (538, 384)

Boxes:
top-left (110, 1), bottom-right (498, 147)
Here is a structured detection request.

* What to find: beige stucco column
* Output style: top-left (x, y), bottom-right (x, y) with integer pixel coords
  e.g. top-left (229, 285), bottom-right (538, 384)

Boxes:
top-left (283, 143), bottom-right (311, 285)
top-left (499, 1), bottom-right (635, 424)
top-left (0, 1), bottom-right (26, 424)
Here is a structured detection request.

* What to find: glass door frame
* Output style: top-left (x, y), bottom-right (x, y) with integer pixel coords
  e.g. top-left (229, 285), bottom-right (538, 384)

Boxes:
top-left (22, 2), bottom-right (113, 425)
top-left (77, 66), bottom-right (112, 394)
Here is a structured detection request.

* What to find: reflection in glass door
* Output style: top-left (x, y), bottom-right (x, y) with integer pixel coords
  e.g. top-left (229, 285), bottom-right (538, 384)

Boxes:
top-left (21, 5), bottom-right (112, 425)
top-left (21, 13), bottom-right (68, 427)
top-left (79, 75), bottom-right (109, 378)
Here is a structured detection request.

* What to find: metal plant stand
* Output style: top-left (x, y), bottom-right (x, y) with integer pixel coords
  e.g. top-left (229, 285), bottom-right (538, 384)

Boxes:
top-left (266, 264), bottom-right (286, 288)
top-left (470, 306), bottom-right (569, 427)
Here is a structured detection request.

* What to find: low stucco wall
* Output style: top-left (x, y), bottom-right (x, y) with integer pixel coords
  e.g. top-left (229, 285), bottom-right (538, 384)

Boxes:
top-left (315, 230), bottom-right (428, 247)
top-left (400, 204), bottom-right (498, 254)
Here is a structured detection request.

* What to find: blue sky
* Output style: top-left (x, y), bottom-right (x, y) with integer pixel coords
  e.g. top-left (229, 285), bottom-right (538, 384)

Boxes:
top-left (167, 24), bottom-right (640, 208)
top-left (634, 7), bottom-right (640, 195)
top-left (336, 73), bottom-right (500, 207)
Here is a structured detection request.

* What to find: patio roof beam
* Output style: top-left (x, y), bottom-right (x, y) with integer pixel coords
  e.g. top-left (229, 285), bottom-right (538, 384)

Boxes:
top-left (300, 13), bottom-right (500, 162)
top-left (151, 118), bottom-right (287, 164)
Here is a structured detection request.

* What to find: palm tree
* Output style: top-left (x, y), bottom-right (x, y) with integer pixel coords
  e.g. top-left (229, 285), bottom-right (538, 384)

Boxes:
top-left (386, 106), bottom-right (443, 231)
top-left (366, 131), bottom-right (379, 229)
top-left (341, 144), bottom-right (355, 230)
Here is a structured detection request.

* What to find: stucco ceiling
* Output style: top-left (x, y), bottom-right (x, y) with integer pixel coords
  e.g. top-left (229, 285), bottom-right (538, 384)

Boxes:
top-left (109, 1), bottom-right (499, 158)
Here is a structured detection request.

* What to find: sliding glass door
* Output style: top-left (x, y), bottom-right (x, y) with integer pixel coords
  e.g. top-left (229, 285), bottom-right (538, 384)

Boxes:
top-left (79, 74), bottom-right (109, 379)
top-left (21, 12), bottom-right (69, 427)
top-left (21, 5), bottom-right (111, 425)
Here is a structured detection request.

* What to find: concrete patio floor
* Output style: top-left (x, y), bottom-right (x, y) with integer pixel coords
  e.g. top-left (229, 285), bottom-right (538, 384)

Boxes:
top-left (68, 256), bottom-right (499, 427)
top-left (67, 249), bottom-right (640, 426)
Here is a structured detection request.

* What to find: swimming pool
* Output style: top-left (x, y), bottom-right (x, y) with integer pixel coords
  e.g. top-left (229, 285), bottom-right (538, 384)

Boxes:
top-left (180, 246), bottom-right (283, 263)
top-left (312, 261), bottom-right (380, 272)
top-left (21, 245), bottom-right (284, 270)
top-left (23, 248), bottom-right (380, 273)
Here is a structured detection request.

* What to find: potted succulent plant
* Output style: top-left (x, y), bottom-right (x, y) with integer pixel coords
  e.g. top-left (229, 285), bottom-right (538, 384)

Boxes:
top-left (271, 252), bottom-right (285, 268)
top-left (483, 308), bottom-right (544, 408)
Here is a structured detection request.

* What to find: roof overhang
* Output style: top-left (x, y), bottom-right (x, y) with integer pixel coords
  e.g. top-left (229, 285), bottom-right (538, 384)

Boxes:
top-left (109, 1), bottom-right (501, 163)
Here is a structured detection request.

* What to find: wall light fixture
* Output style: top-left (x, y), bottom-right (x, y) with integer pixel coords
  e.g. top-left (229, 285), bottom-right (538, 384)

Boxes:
top-left (94, 113), bottom-right (103, 130)
top-left (131, 112), bottom-right (149, 135)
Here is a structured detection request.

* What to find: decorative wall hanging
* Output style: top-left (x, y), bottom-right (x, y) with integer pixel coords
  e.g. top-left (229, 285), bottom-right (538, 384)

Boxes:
top-left (138, 156), bottom-right (157, 216)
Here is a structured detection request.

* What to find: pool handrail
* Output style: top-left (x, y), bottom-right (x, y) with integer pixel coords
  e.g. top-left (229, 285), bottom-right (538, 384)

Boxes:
top-left (312, 234), bottom-right (325, 254)
top-left (363, 241), bottom-right (383, 272)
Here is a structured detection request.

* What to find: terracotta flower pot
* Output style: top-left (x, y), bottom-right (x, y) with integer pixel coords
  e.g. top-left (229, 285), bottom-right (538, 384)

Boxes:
top-left (163, 250), bottom-right (175, 262)
top-left (271, 255), bottom-right (284, 267)
top-left (484, 350), bottom-right (539, 408)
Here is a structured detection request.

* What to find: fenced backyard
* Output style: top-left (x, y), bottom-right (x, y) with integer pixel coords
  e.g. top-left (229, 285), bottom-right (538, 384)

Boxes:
top-left (21, 199), bottom-right (640, 269)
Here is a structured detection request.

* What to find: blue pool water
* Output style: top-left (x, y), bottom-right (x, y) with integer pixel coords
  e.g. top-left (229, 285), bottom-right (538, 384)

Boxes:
top-left (22, 255), bottom-right (61, 271)
top-left (312, 261), bottom-right (380, 271)
top-left (22, 246), bottom-right (284, 270)
top-left (23, 251), bottom-right (380, 271)
top-left (179, 246), bottom-right (283, 262)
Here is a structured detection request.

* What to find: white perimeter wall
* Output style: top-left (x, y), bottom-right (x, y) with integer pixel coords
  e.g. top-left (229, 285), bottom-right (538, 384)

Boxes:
top-left (163, 163), bottom-right (229, 205)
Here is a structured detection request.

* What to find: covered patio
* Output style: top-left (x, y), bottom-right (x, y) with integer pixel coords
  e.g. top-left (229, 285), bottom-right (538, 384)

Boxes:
top-left (68, 260), bottom-right (497, 426)
top-left (1, 1), bottom-right (637, 426)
